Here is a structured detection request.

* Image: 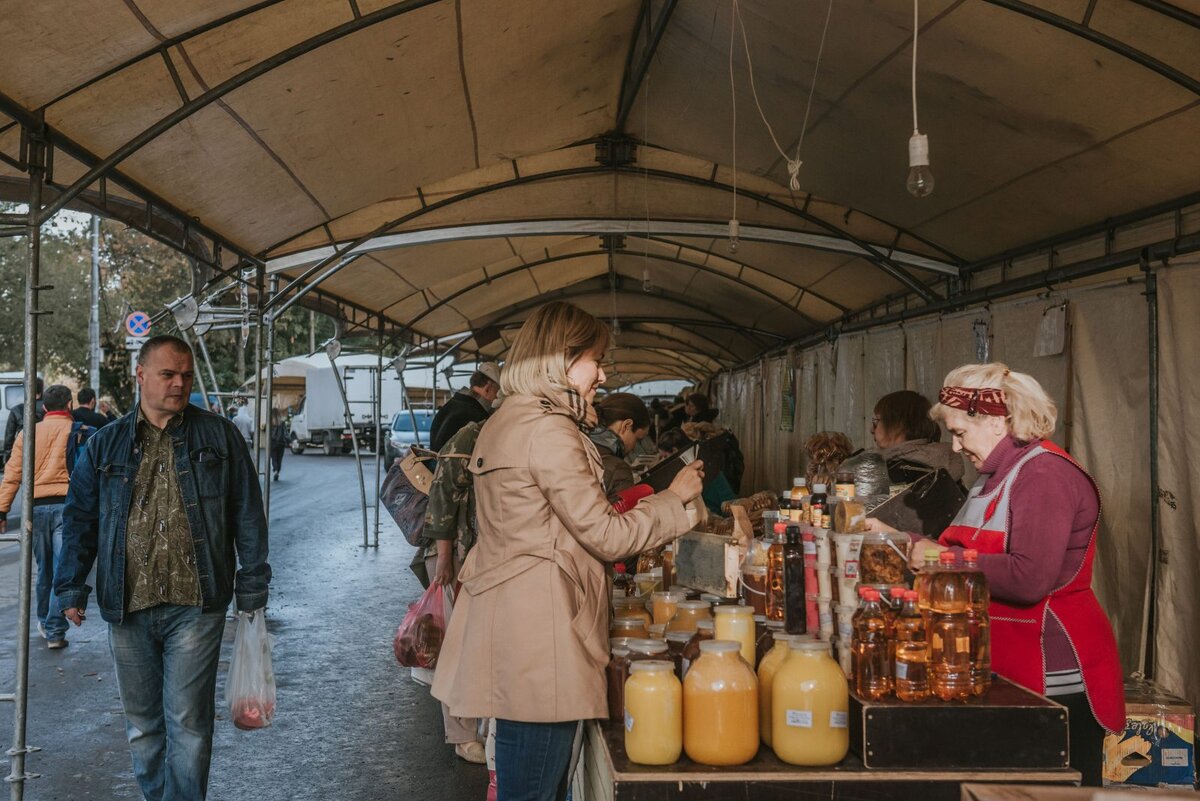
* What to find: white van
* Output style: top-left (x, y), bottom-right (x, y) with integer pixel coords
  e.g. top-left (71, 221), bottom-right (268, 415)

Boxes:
top-left (0, 371), bottom-right (27, 464)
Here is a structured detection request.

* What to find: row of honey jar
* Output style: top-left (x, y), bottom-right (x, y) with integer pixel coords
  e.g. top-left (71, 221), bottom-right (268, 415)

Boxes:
top-left (618, 635), bottom-right (850, 767)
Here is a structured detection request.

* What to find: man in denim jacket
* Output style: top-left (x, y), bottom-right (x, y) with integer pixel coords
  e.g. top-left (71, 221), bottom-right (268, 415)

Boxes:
top-left (57, 335), bottom-right (270, 801)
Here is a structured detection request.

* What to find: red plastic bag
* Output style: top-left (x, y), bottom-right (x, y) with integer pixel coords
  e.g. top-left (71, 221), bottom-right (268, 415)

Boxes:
top-left (393, 582), bottom-right (447, 669)
top-left (225, 610), bottom-right (276, 730)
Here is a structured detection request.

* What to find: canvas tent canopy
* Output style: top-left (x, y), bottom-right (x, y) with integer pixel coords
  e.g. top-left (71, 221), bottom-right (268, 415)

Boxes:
top-left (0, 0), bottom-right (1198, 704)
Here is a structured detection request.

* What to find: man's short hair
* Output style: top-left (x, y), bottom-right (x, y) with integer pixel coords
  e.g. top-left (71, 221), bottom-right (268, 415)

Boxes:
top-left (469, 370), bottom-right (496, 389)
top-left (137, 335), bottom-right (193, 366)
top-left (42, 384), bottom-right (72, 412)
top-left (78, 387), bottom-right (97, 405)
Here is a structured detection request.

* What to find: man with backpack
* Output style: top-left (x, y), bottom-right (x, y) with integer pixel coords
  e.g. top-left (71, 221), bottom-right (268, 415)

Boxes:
top-left (0, 384), bottom-right (94, 649)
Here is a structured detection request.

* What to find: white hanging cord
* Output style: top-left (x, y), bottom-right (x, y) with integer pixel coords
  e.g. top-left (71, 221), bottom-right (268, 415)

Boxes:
top-left (728, 0), bottom-right (738, 222)
top-left (912, 0), bottom-right (920, 133)
top-left (731, 0), bottom-right (834, 192)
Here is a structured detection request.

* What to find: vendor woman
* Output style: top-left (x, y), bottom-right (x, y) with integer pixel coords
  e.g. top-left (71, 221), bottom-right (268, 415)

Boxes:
top-left (869, 363), bottom-right (1123, 786)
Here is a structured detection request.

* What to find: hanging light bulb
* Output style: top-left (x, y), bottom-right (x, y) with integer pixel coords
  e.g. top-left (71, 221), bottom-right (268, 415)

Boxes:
top-left (728, 218), bottom-right (740, 253)
top-left (906, 131), bottom-right (934, 198)
top-left (612, 318), bottom-right (622, 336)
top-left (642, 266), bottom-right (652, 292)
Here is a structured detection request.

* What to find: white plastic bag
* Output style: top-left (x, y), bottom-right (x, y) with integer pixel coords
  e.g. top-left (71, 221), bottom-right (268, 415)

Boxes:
top-left (225, 609), bottom-right (276, 730)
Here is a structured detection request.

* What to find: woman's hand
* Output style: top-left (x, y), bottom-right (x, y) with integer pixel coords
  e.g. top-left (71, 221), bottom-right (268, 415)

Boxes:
top-left (908, 537), bottom-right (947, 572)
top-left (667, 460), bottom-right (704, 504)
top-left (432, 540), bottom-right (454, 586)
top-left (864, 518), bottom-right (900, 534)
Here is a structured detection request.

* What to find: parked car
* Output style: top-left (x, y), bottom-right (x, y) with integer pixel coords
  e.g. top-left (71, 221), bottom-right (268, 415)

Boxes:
top-left (384, 410), bottom-right (435, 462)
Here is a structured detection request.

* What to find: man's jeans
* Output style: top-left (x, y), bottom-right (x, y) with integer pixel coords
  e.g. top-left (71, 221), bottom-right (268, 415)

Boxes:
top-left (494, 719), bottom-right (577, 801)
top-left (32, 503), bottom-right (67, 641)
top-left (109, 605), bottom-right (227, 801)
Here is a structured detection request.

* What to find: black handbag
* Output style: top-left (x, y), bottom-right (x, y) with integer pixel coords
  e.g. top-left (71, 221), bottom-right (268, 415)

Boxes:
top-left (869, 461), bottom-right (968, 538)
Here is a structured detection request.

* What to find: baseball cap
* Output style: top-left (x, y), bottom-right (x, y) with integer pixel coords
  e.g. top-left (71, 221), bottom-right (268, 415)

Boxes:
top-left (477, 361), bottom-right (501, 385)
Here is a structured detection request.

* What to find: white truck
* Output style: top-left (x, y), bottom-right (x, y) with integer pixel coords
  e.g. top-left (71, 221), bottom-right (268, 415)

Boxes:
top-left (288, 364), bottom-right (406, 455)
top-left (0, 371), bottom-right (26, 466)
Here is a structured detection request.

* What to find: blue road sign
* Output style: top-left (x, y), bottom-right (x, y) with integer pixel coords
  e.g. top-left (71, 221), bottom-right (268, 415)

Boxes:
top-left (126, 311), bottom-right (151, 336)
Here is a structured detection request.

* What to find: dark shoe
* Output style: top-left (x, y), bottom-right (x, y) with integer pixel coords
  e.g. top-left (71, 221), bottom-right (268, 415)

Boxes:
top-left (47, 639), bottom-right (68, 650)
top-left (273, 473), bottom-right (280, 481)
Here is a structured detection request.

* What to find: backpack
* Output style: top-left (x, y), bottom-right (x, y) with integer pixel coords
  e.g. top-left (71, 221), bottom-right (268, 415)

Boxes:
top-left (65, 421), bottom-right (96, 475)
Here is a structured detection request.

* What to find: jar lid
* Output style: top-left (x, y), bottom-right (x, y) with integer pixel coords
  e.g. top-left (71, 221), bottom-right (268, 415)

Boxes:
top-left (627, 638), bottom-right (668, 654)
top-left (629, 659), bottom-right (674, 673)
top-left (610, 637), bottom-right (634, 651)
top-left (612, 646), bottom-right (630, 657)
top-left (790, 638), bottom-right (831, 652)
top-left (651, 590), bottom-right (678, 600)
top-left (696, 619), bottom-right (715, 631)
top-left (648, 623), bottom-right (666, 636)
top-left (676, 600), bottom-right (710, 611)
top-left (700, 593), bottom-right (722, 602)
top-left (612, 619), bottom-right (645, 630)
top-left (713, 604), bottom-right (753, 616)
top-left (699, 639), bottom-right (741, 654)
top-left (665, 631), bottom-right (693, 644)
top-left (634, 572), bottom-right (657, 582)
top-left (772, 630), bottom-right (792, 641)
top-left (766, 620), bottom-right (785, 630)
top-left (753, 614), bottom-right (767, 623)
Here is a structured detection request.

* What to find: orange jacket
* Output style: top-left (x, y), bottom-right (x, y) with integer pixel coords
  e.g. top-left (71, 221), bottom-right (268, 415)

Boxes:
top-left (0, 411), bottom-right (73, 514)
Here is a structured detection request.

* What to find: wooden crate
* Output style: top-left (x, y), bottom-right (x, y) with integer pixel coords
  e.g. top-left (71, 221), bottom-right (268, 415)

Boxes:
top-left (849, 677), bottom-right (1070, 769)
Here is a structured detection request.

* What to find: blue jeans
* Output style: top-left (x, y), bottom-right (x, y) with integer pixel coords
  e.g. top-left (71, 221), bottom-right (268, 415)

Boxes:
top-left (109, 605), bottom-right (227, 801)
top-left (32, 503), bottom-right (68, 641)
top-left (494, 719), bottom-right (577, 801)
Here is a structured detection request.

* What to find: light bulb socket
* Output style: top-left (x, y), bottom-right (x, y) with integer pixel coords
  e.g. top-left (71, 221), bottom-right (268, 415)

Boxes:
top-left (908, 132), bottom-right (930, 168)
top-left (728, 218), bottom-right (740, 239)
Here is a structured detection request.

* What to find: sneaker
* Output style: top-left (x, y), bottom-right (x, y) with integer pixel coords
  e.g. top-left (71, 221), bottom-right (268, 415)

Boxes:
top-left (455, 742), bottom-right (486, 764)
top-left (37, 622), bottom-right (47, 639)
top-left (273, 473), bottom-right (280, 481)
top-left (47, 639), bottom-right (68, 650)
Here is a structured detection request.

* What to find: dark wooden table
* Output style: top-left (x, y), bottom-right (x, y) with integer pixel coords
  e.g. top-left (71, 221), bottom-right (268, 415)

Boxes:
top-left (576, 720), bottom-right (1081, 801)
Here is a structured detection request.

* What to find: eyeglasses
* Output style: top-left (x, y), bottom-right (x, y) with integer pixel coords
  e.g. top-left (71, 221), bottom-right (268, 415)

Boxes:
top-left (870, 416), bottom-right (881, 428)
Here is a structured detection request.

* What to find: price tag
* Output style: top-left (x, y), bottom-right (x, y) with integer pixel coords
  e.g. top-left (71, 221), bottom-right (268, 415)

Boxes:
top-left (845, 560), bottom-right (859, 578)
top-left (803, 541), bottom-right (817, 555)
top-left (786, 709), bottom-right (813, 728)
top-left (829, 710), bottom-right (848, 729)
top-left (894, 661), bottom-right (909, 680)
top-left (624, 712), bottom-right (634, 732)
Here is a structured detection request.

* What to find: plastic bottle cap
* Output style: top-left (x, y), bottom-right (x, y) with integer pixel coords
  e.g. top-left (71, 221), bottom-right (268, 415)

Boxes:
top-left (939, 550), bottom-right (957, 564)
top-left (813, 483), bottom-right (827, 492)
top-left (863, 589), bottom-right (880, 601)
top-left (713, 605), bottom-right (754, 616)
top-left (904, 590), bottom-right (918, 601)
top-left (627, 639), bottom-right (668, 654)
top-left (698, 639), bottom-right (741, 654)
top-left (695, 619), bottom-right (715, 631)
top-left (924, 550), bottom-right (940, 564)
top-left (963, 548), bottom-right (979, 561)
top-left (889, 587), bottom-right (906, 598)
top-left (614, 563), bottom-right (627, 573)
top-left (857, 586), bottom-right (869, 598)
top-left (629, 659), bottom-right (675, 673)
top-left (774, 522), bottom-right (788, 534)
top-left (793, 477), bottom-right (807, 487)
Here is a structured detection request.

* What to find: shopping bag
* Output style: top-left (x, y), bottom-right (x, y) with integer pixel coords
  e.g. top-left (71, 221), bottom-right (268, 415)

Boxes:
top-left (380, 447), bottom-right (436, 546)
top-left (225, 609), bottom-right (277, 730)
top-left (393, 582), bottom-right (447, 669)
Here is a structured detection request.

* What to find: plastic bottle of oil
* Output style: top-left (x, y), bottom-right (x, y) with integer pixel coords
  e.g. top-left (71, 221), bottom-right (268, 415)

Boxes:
top-left (893, 590), bottom-right (930, 702)
top-left (767, 523), bottom-right (787, 622)
top-left (961, 548), bottom-right (992, 697)
top-left (915, 548), bottom-right (940, 627)
top-left (929, 551), bottom-right (972, 701)
top-left (852, 589), bottom-right (891, 700)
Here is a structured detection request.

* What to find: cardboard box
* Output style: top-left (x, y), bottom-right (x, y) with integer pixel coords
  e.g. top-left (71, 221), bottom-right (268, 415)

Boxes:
top-left (1102, 678), bottom-right (1196, 789)
top-left (963, 782), bottom-right (1198, 800)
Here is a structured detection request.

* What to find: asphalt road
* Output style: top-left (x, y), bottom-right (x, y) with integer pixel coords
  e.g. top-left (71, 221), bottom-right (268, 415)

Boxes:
top-left (0, 450), bottom-right (489, 801)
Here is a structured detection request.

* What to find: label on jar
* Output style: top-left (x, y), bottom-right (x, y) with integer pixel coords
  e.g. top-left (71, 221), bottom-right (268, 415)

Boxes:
top-left (845, 560), bottom-right (859, 578)
top-left (955, 636), bottom-right (971, 653)
top-left (803, 541), bottom-right (817, 556)
top-left (895, 661), bottom-right (909, 680)
top-left (786, 709), bottom-right (813, 728)
top-left (829, 711), bottom-right (848, 729)
top-left (624, 712), bottom-right (634, 732)
top-left (932, 633), bottom-right (943, 651)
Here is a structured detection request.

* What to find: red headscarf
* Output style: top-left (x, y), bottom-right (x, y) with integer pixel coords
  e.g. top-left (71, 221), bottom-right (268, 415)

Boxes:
top-left (938, 386), bottom-right (1007, 417)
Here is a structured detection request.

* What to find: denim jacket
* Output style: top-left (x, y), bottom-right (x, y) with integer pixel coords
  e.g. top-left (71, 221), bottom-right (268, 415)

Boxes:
top-left (56, 404), bottom-right (270, 623)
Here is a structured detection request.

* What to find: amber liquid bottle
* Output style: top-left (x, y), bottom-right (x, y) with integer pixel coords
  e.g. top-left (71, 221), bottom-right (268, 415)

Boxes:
top-left (893, 590), bottom-right (930, 702)
top-left (915, 549), bottom-right (940, 627)
top-left (929, 551), bottom-right (972, 701)
top-left (853, 589), bottom-right (891, 700)
top-left (962, 548), bottom-right (992, 696)
top-left (782, 525), bottom-right (807, 635)
top-left (766, 522), bottom-right (787, 622)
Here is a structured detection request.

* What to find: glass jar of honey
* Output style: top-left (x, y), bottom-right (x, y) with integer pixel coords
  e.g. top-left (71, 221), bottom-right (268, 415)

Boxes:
top-left (624, 660), bottom-right (682, 765)
top-left (607, 644), bottom-right (632, 720)
top-left (664, 630), bottom-right (692, 680)
top-left (771, 638), bottom-right (850, 766)
top-left (713, 605), bottom-right (757, 667)
top-left (757, 630), bottom-right (792, 747)
top-left (741, 565), bottom-right (769, 616)
top-left (614, 597), bottom-right (652, 630)
top-left (661, 544), bottom-right (675, 589)
top-left (611, 617), bottom-right (648, 640)
top-left (683, 640), bottom-right (760, 766)
top-left (667, 600), bottom-right (711, 634)
top-left (652, 590), bottom-right (686, 627)
top-left (626, 638), bottom-right (669, 664)
top-left (680, 619), bottom-right (714, 677)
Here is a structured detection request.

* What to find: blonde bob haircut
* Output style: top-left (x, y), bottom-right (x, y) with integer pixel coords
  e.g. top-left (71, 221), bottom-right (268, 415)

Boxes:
top-left (931, 362), bottom-right (1057, 442)
top-left (501, 302), bottom-right (610, 398)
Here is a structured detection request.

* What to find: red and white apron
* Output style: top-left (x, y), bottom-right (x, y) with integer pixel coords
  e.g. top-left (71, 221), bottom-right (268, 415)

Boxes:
top-left (939, 440), bottom-right (1125, 732)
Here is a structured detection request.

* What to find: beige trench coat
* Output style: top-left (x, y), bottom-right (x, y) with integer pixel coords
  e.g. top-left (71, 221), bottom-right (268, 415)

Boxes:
top-left (431, 393), bottom-right (690, 722)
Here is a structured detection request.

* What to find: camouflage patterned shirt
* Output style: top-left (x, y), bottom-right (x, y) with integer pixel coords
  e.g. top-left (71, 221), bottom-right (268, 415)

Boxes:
top-left (125, 408), bottom-right (202, 613)
top-left (422, 421), bottom-right (480, 563)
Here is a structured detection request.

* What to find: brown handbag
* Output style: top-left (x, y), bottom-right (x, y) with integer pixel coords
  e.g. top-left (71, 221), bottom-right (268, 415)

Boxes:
top-left (380, 446), bottom-right (437, 546)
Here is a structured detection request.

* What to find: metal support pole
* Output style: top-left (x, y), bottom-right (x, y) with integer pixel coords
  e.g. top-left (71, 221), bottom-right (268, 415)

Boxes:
top-left (431, 337), bottom-right (439, 408)
top-left (89, 215), bottom-right (101, 390)
top-left (309, 308), bottom-right (316, 354)
top-left (251, 267), bottom-right (265, 480)
top-left (262, 277), bottom-right (278, 520)
top-left (1141, 259), bottom-right (1160, 680)
top-left (8, 120), bottom-right (46, 801)
top-left (176, 327), bottom-right (209, 415)
top-left (328, 354), bottom-right (369, 548)
top-left (196, 335), bottom-right (221, 401)
top-left (373, 316), bottom-right (383, 548)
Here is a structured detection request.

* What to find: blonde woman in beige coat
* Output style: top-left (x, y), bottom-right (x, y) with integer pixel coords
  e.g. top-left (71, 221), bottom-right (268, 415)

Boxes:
top-left (432, 302), bottom-right (704, 801)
